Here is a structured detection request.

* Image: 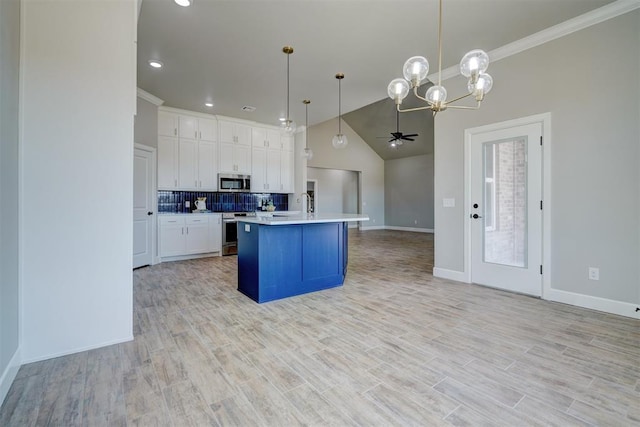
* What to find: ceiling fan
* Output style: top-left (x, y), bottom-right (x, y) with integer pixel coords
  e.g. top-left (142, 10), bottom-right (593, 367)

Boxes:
top-left (378, 110), bottom-right (418, 148)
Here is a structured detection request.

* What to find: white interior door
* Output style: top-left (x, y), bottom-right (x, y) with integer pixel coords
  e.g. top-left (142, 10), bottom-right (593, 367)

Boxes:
top-left (133, 146), bottom-right (155, 268)
top-left (469, 122), bottom-right (542, 296)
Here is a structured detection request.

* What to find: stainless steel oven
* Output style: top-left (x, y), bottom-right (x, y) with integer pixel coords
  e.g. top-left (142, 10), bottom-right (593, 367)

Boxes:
top-left (218, 173), bottom-right (251, 192)
top-left (222, 212), bottom-right (254, 255)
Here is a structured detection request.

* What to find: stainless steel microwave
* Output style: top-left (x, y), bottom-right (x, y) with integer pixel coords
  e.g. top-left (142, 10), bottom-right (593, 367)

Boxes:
top-left (219, 173), bottom-right (251, 192)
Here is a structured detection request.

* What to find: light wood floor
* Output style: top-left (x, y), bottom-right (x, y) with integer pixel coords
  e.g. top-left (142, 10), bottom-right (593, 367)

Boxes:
top-left (1, 230), bottom-right (638, 426)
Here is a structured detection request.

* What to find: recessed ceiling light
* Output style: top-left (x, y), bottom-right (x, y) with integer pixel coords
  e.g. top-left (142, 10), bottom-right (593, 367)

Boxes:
top-left (148, 60), bottom-right (163, 69)
top-left (205, 102), bottom-right (214, 108)
top-left (279, 117), bottom-right (286, 122)
top-left (242, 106), bottom-right (256, 112)
top-left (174, 0), bottom-right (192, 6)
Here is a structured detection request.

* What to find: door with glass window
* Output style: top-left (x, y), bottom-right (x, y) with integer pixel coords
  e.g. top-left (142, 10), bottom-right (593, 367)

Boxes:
top-left (470, 122), bottom-right (542, 296)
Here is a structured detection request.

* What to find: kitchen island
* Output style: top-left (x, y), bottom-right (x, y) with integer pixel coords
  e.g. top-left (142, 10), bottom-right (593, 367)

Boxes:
top-left (237, 213), bottom-right (369, 303)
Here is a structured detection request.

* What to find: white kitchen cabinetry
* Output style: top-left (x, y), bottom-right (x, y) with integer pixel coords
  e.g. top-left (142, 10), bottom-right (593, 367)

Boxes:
top-left (252, 127), bottom-right (281, 149)
top-left (219, 120), bottom-right (251, 145)
top-left (252, 127), bottom-right (283, 192)
top-left (157, 110), bottom-right (218, 190)
top-left (158, 136), bottom-right (179, 189)
top-left (158, 111), bottom-right (179, 137)
top-left (219, 141), bottom-right (251, 174)
top-left (219, 120), bottom-right (251, 174)
top-left (280, 149), bottom-right (294, 193)
top-left (281, 135), bottom-right (293, 151)
top-left (159, 214), bottom-right (222, 259)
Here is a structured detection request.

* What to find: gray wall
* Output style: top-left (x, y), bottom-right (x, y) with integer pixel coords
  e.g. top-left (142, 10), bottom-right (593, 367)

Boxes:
top-left (385, 154), bottom-right (434, 230)
top-left (307, 118), bottom-right (384, 228)
top-left (0, 0), bottom-right (21, 397)
top-left (434, 11), bottom-right (639, 305)
top-left (134, 96), bottom-right (159, 148)
top-left (307, 167), bottom-right (358, 215)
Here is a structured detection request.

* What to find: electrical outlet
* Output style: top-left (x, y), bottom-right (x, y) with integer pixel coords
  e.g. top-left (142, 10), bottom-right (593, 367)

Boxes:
top-left (185, 201), bottom-right (190, 208)
top-left (414, 220), bottom-right (418, 225)
top-left (588, 267), bottom-right (599, 281)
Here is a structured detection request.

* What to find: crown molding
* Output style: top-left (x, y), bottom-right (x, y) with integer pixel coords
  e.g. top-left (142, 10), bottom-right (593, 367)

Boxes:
top-left (431, 0), bottom-right (640, 83)
top-left (136, 88), bottom-right (164, 106)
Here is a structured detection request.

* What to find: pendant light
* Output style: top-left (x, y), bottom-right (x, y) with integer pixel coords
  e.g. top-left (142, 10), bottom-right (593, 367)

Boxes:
top-left (301, 100), bottom-right (313, 160)
top-left (332, 73), bottom-right (348, 149)
top-left (386, 0), bottom-right (493, 115)
top-left (280, 46), bottom-right (296, 135)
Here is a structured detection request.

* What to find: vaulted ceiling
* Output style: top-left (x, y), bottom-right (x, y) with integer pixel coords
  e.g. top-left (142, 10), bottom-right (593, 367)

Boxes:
top-left (137, 0), bottom-right (616, 159)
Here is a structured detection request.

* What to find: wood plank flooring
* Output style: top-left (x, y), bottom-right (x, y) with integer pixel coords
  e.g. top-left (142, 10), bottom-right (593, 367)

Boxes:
top-left (1, 230), bottom-right (638, 426)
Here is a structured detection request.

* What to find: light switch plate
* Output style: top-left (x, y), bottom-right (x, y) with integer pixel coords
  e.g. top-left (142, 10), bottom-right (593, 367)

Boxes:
top-left (244, 224), bottom-right (251, 232)
top-left (443, 198), bottom-right (455, 208)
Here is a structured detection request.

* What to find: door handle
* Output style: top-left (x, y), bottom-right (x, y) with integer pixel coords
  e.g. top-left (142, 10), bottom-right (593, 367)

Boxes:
top-left (147, 211), bottom-right (153, 216)
top-left (472, 213), bottom-right (483, 219)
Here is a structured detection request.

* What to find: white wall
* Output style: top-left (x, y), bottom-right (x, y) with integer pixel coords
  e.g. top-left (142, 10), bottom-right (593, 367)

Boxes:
top-left (134, 96), bottom-right (159, 148)
top-left (307, 167), bottom-right (358, 215)
top-left (0, 0), bottom-right (21, 403)
top-left (385, 154), bottom-right (434, 230)
top-left (307, 118), bottom-right (384, 228)
top-left (20, 0), bottom-right (136, 361)
top-left (434, 10), bottom-right (640, 315)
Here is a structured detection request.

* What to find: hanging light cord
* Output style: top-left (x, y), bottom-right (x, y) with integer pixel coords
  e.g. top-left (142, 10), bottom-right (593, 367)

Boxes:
top-left (305, 101), bottom-right (309, 148)
top-left (286, 52), bottom-right (290, 122)
top-left (437, 0), bottom-right (443, 88)
top-left (338, 76), bottom-right (342, 134)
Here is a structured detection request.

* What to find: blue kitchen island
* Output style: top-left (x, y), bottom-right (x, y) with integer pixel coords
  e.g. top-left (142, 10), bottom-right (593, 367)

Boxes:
top-left (237, 213), bottom-right (369, 303)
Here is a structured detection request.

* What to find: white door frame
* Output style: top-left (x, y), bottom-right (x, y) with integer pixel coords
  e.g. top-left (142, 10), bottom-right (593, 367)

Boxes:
top-left (463, 113), bottom-right (551, 299)
top-left (134, 143), bottom-right (158, 266)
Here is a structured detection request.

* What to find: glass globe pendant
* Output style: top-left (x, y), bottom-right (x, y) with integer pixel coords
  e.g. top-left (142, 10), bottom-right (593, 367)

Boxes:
top-left (332, 73), bottom-right (348, 149)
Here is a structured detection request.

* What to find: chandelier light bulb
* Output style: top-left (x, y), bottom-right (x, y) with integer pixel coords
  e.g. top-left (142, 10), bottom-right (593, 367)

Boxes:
top-left (402, 56), bottom-right (429, 87)
top-left (387, 78), bottom-right (410, 104)
top-left (426, 85), bottom-right (448, 104)
top-left (460, 49), bottom-right (489, 79)
top-left (332, 133), bottom-right (348, 149)
top-left (468, 73), bottom-right (493, 100)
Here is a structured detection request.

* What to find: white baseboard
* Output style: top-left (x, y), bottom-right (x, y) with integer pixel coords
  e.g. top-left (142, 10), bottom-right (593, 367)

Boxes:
top-left (360, 225), bottom-right (385, 231)
top-left (433, 267), bottom-right (470, 283)
top-left (0, 346), bottom-right (21, 406)
top-left (545, 288), bottom-right (640, 319)
top-left (385, 226), bottom-right (434, 233)
top-left (20, 335), bottom-right (133, 365)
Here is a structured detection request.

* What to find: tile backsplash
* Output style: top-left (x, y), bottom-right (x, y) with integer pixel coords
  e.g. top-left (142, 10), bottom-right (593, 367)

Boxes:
top-left (158, 191), bottom-right (289, 213)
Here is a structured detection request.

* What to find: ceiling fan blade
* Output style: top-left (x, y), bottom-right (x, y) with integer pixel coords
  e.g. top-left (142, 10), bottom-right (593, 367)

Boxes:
top-left (402, 137), bottom-right (415, 141)
top-left (403, 133), bottom-right (418, 138)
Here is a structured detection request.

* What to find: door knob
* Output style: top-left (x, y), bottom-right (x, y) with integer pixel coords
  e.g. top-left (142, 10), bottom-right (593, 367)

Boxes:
top-left (147, 211), bottom-right (154, 216)
top-left (472, 213), bottom-right (482, 219)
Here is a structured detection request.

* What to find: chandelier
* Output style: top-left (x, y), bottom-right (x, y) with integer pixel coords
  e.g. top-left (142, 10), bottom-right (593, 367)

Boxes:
top-left (387, 0), bottom-right (493, 115)
top-left (281, 46), bottom-right (296, 135)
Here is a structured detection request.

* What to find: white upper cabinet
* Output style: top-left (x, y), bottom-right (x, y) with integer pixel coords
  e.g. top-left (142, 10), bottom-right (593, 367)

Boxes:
top-left (179, 115), bottom-right (198, 140)
top-left (252, 127), bottom-right (281, 148)
top-left (220, 120), bottom-right (251, 146)
top-left (281, 135), bottom-right (294, 151)
top-left (280, 149), bottom-right (294, 193)
top-left (158, 109), bottom-right (295, 193)
top-left (158, 136), bottom-right (178, 189)
top-left (199, 118), bottom-right (217, 142)
top-left (158, 111), bottom-right (179, 137)
top-left (157, 109), bottom-right (218, 191)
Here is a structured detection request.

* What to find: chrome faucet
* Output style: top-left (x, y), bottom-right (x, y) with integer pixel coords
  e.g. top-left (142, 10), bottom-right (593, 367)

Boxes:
top-left (301, 192), bottom-right (313, 213)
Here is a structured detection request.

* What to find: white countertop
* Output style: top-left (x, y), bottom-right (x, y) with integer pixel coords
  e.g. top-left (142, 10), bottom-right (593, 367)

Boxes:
top-left (238, 212), bottom-right (369, 226)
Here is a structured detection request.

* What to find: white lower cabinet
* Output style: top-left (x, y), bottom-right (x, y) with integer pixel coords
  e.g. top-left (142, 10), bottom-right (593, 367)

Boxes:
top-left (159, 214), bottom-right (222, 259)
